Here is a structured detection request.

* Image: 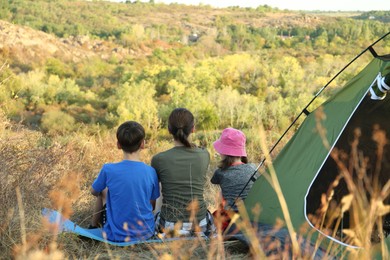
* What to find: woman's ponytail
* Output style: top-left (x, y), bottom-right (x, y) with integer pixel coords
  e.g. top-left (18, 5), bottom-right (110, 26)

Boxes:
top-left (168, 108), bottom-right (194, 148)
top-left (176, 128), bottom-right (191, 148)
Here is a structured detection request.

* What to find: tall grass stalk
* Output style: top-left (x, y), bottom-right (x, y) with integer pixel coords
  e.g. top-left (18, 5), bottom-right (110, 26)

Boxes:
top-left (15, 187), bottom-right (26, 257)
top-left (314, 107), bottom-right (390, 258)
top-left (256, 123), bottom-right (301, 256)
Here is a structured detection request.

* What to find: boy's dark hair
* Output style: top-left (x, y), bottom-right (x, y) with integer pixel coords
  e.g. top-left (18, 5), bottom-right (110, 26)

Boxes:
top-left (168, 108), bottom-right (194, 148)
top-left (218, 156), bottom-right (248, 170)
top-left (116, 121), bottom-right (145, 153)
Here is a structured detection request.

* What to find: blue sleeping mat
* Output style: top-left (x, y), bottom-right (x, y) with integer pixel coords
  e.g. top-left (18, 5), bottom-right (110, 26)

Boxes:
top-left (42, 208), bottom-right (166, 246)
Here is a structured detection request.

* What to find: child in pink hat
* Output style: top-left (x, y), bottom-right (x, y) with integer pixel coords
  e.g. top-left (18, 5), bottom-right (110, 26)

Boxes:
top-left (211, 128), bottom-right (256, 230)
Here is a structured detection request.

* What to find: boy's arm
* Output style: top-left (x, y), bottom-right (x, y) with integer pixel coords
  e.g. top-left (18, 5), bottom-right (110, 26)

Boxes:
top-left (150, 200), bottom-right (156, 210)
top-left (150, 165), bottom-right (160, 211)
top-left (91, 187), bottom-right (101, 197)
top-left (91, 166), bottom-right (107, 196)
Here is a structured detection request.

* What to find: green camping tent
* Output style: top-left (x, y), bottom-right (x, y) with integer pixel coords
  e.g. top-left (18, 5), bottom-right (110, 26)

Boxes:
top-left (242, 47), bottom-right (390, 256)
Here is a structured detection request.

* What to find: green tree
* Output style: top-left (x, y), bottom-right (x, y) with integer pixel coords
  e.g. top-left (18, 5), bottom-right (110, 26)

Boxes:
top-left (55, 78), bottom-right (83, 105)
top-left (163, 79), bottom-right (218, 130)
top-left (314, 30), bottom-right (328, 49)
top-left (112, 80), bottom-right (159, 130)
top-left (45, 58), bottom-right (74, 78)
top-left (208, 87), bottom-right (265, 129)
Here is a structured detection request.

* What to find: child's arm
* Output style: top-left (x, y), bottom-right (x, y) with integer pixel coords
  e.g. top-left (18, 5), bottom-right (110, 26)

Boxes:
top-left (210, 170), bottom-right (222, 184)
top-left (91, 166), bottom-right (107, 196)
top-left (91, 187), bottom-right (101, 197)
top-left (150, 200), bottom-right (156, 210)
top-left (150, 165), bottom-right (160, 211)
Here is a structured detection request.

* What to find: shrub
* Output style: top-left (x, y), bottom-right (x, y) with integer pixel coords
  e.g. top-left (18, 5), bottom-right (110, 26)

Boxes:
top-left (40, 110), bottom-right (76, 135)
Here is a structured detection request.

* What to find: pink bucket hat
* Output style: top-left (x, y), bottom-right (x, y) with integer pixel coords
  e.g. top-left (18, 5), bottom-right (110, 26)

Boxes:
top-left (213, 128), bottom-right (247, 157)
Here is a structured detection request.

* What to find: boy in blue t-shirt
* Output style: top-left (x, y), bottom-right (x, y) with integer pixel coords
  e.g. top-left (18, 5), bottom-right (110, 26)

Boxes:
top-left (90, 121), bottom-right (160, 242)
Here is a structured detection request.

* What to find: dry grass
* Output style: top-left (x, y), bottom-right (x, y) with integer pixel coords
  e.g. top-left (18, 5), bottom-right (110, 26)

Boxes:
top-left (0, 105), bottom-right (389, 259)
top-left (312, 107), bottom-right (390, 258)
top-left (0, 114), bottom-right (251, 259)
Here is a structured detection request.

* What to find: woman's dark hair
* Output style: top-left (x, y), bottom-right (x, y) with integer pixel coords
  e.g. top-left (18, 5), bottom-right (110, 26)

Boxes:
top-left (168, 108), bottom-right (194, 148)
top-left (218, 156), bottom-right (248, 170)
top-left (116, 121), bottom-right (145, 153)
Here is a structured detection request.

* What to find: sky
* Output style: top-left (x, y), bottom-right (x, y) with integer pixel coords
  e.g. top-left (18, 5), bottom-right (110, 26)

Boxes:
top-left (141, 0), bottom-right (390, 11)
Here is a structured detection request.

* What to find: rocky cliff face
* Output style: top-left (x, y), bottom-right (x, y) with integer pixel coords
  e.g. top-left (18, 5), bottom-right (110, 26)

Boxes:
top-left (0, 20), bottom-right (95, 64)
top-left (0, 20), bottom-right (139, 66)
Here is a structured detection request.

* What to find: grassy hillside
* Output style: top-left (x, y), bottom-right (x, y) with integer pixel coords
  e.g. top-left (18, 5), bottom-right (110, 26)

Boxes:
top-left (1, 2), bottom-right (389, 135)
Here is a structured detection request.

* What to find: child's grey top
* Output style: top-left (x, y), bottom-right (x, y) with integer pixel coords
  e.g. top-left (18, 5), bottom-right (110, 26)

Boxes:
top-left (211, 163), bottom-right (257, 211)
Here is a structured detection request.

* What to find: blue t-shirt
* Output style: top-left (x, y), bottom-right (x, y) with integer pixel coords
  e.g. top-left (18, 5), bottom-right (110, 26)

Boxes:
top-left (92, 160), bottom-right (160, 242)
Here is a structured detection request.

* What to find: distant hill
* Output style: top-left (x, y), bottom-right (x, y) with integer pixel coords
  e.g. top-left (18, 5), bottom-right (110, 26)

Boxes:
top-left (0, 2), bottom-right (332, 68)
top-left (0, 20), bottom-right (96, 64)
top-left (0, 1), bottom-right (389, 136)
top-left (0, 1), bottom-right (377, 68)
top-left (0, 1), bottom-right (388, 77)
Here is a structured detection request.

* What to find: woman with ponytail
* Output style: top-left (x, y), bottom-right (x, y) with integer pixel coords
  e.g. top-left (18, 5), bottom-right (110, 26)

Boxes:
top-left (151, 108), bottom-right (214, 237)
